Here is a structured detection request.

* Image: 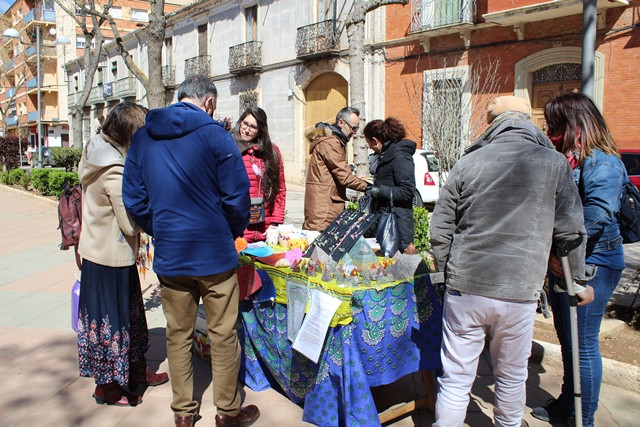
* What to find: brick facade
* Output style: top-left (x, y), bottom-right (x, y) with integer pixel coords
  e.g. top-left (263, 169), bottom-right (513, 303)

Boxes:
top-left (385, 0), bottom-right (640, 149)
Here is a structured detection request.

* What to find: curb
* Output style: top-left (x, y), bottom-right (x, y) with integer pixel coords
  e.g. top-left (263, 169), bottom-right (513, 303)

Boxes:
top-left (0, 184), bottom-right (59, 207)
top-left (532, 339), bottom-right (640, 395)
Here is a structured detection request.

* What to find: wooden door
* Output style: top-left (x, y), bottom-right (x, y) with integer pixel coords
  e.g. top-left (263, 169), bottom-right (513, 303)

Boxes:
top-left (532, 80), bottom-right (581, 132)
top-left (305, 72), bottom-right (348, 161)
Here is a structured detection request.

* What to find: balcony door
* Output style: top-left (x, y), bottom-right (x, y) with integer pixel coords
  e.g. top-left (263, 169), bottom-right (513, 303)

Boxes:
top-left (304, 72), bottom-right (348, 162)
top-left (317, 0), bottom-right (336, 21)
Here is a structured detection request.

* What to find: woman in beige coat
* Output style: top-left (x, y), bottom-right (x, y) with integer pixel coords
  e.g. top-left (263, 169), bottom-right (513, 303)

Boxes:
top-left (77, 102), bottom-right (167, 406)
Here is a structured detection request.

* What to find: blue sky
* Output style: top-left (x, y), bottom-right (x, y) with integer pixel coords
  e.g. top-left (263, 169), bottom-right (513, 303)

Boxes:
top-left (0, 0), bottom-right (12, 14)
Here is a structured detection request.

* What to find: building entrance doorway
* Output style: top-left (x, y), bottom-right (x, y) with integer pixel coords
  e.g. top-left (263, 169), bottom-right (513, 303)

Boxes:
top-left (304, 72), bottom-right (348, 162)
top-left (531, 63), bottom-right (581, 131)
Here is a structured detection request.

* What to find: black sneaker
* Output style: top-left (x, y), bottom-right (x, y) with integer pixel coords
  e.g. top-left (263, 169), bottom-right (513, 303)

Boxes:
top-left (531, 398), bottom-right (571, 423)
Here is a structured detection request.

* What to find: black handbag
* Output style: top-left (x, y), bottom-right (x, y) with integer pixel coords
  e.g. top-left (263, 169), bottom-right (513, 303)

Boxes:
top-left (376, 190), bottom-right (400, 257)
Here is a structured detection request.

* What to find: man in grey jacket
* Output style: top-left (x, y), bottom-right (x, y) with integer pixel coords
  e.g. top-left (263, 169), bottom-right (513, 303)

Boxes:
top-left (430, 96), bottom-right (594, 427)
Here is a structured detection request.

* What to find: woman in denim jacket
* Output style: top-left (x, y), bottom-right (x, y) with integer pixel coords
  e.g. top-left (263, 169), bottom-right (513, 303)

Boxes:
top-left (533, 93), bottom-right (626, 426)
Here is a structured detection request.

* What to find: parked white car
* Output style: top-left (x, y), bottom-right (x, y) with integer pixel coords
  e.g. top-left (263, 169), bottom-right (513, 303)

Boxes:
top-left (413, 149), bottom-right (447, 207)
top-left (346, 149), bottom-right (447, 208)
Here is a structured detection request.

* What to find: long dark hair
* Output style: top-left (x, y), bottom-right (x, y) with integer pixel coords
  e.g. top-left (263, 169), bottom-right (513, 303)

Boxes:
top-left (544, 93), bottom-right (618, 164)
top-left (231, 107), bottom-right (281, 205)
top-left (363, 117), bottom-right (406, 143)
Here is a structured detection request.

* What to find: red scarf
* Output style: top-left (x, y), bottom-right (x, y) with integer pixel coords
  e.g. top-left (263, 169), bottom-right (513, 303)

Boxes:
top-left (548, 129), bottom-right (582, 170)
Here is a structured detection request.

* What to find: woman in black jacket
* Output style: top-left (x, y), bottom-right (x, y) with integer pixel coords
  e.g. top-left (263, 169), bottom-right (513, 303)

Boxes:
top-left (364, 117), bottom-right (417, 253)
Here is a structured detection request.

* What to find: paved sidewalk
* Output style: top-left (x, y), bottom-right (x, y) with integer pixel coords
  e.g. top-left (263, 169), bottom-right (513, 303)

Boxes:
top-left (1, 185), bottom-right (638, 427)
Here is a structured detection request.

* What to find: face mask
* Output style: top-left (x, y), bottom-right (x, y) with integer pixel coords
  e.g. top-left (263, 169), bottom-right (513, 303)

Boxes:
top-left (548, 134), bottom-right (563, 148)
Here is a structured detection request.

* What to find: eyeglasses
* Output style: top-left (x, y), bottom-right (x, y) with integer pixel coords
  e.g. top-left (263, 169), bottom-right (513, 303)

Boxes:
top-left (241, 121), bottom-right (259, 132)
top-left (343, 121), bottom-right (359, 132)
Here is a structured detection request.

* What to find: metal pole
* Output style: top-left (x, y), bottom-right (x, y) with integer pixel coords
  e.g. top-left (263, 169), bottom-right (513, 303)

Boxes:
top-left (36, 24), bottom-right (43, 169)
top-left (581, 0), bottom-right (597, 99)
top-left (557, 239), bottom-right (584, 427)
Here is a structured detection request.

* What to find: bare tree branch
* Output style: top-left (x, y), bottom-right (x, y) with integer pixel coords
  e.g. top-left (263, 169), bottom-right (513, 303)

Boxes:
top-left (345, 0), bottom-right (408, 177)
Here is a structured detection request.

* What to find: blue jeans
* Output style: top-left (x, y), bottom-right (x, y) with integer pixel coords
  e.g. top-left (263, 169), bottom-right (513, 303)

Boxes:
top-left (548, 265), bottom-right (622, 427)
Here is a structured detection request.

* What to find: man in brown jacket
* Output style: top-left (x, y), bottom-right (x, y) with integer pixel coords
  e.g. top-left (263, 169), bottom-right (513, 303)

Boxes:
top-left (303, 106), bottom-right (370, 231)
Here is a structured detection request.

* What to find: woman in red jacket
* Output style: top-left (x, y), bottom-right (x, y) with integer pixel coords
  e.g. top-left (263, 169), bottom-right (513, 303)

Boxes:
top-left (231, 107), bottom-right (286, 242)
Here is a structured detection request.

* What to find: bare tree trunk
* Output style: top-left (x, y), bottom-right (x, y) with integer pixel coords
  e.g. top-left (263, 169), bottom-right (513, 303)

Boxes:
top-left (147, 0), bottom-right (166, 109)
top-left (345, 0), bottom-right (408, 178)
top-left (57, 0), bottom-right (109, 147)
top-left (80, 0), bottom-right (166, 108)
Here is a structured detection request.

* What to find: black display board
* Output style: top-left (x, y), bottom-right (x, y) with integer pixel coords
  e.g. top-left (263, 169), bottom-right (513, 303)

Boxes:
top-left (304, 210), bottom-right (379, 261)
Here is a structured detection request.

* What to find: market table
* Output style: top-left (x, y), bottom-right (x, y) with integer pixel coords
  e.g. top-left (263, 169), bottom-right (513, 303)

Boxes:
top-left (238, 263), bottom-right (443, 426)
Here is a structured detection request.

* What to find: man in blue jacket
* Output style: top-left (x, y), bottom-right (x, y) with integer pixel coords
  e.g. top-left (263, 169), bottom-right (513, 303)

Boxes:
top-left (123, 75), bottom-right (257, 427)
top-left (430, 96), bottom-right (594, 427)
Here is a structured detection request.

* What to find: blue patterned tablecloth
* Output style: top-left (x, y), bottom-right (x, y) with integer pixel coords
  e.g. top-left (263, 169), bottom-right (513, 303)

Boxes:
top-left (239, 274), bottom-right (443, 427)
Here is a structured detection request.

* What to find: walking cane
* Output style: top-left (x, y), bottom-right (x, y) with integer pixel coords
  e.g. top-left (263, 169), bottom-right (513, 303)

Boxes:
top-left (556, 237), bottom-right (583, 427)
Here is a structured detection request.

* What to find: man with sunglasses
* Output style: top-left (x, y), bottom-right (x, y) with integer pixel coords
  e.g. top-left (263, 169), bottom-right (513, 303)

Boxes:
top-left (303, 106), bottom-right (370, 231)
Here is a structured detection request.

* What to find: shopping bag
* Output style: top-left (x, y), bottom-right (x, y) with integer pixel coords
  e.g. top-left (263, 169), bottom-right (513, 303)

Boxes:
top-left (71, 274), bottom-right (81, 332)
top-left (358, 193), bottom-right (373, 214)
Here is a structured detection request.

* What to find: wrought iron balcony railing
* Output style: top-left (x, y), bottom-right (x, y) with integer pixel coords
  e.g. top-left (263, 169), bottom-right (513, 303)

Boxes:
top-left (185, 55), bottom-right (211, 78)
top-left (295, 20), bottom-right (340, 59)
top-left (229, 41), bottom-right (262, 75)
top-left (162, 65), bottom-right (176, 87)
top-left (410, 0), bottom-right (476, 33)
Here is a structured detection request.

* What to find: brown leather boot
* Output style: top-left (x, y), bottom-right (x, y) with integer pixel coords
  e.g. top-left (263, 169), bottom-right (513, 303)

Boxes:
top-left (174, 414), bottom-right (195, 427)
top-left (215, 405), bottom-right (259, 427)
top-left (130, 366), bottom-right (169, 386)
top-left (93, 382), bottom-right (142, 406)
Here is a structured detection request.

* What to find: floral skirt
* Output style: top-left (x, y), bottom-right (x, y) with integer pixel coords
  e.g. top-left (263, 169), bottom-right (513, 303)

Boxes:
top-left (77, 259), bottom-right (149, 386)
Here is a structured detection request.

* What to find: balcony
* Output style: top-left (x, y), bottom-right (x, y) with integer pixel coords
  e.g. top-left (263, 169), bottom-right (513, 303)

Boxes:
top-left (185, 55), bottom-right (211, 78)
top-left (8, 117), bottom-right (17, 126)
top-left (409, 0), bottom-right (476, 33)
top-left (6, 87), bottom-right (16, 99)
top-left (24, 8), bottom-right (56, 24)
top-left (229, 41), bottom-right (262, 75)
top-left (88, 86), bottom-right (104, 104)
top-left (162, 65), bottom-right (176, 87)
top-left (26, 77), bottom-right (39, 90)
top-left (28, 111), bottom-right (39, 121)
top-left (114, 77), bottom-right (136, 98)
top-left (24, 45), bottom-right (56, 61)
top-left (295, 20), bottom-right (340, 59)
top-left (102, 77), bottom-right (137, 100)
top-left (67, 91), bottom-right (80, 106)
top-left (3, 59), bottom-right (14, 73)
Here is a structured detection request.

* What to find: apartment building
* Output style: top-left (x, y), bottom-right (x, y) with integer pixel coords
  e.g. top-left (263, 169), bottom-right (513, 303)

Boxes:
top-left (0, 0), bottom-right (189, 149)
top-left (383, 0), bottom-right (638, 156)
top-left (65, 0), bottom-right (388, 183)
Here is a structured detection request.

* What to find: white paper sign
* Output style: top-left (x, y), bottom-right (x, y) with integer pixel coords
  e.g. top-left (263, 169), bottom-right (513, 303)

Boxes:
top-left (286, 279), bottom-right (309, 342)
top-left (292, 289), bottom-right (342, 363)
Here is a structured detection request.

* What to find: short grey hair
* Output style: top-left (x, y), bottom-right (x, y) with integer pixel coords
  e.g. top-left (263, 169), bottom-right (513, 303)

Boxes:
top-left (336, 106), bottom-right (360, 122)
top-left (177, 74), bottom-right (218, 103)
